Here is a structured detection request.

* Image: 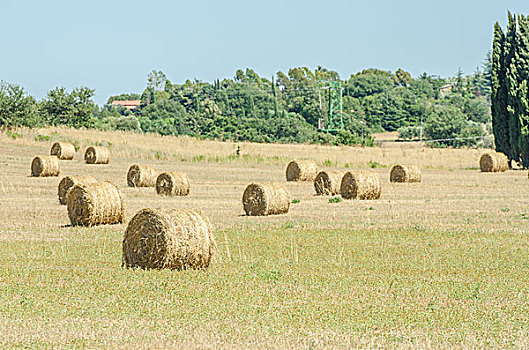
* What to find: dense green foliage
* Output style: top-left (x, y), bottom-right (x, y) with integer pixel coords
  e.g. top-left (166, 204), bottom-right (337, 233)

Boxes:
top-left (1, 62), bottom-right (492, 147)
top-left (491, 13), bottom-right (529, 167)
top-left (0, 82), bottom-right (40, 127)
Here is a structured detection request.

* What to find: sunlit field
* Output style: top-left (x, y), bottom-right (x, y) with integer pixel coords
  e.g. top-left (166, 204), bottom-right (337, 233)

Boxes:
top-left (1, 127), bottom-right (529, 348)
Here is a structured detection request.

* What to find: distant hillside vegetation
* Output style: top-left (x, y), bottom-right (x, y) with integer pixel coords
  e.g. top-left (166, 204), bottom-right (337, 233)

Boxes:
top-left (1, 62), bottom-right (492, 147)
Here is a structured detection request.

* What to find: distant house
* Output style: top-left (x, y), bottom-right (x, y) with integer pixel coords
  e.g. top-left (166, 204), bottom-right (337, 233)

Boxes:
top-left (111, 100), bottom-right (141, 111)
top-left (439, 83), bottom-right (456, 96)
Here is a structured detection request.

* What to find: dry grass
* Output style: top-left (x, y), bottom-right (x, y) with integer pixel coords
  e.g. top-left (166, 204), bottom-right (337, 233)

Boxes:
top-left (1, 127), bottom-right (529, 348)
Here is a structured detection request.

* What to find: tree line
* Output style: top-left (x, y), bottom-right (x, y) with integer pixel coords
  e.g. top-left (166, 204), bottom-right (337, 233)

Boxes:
top-left (492, 12), bottom-right (529, 167)
top-left (1, 62), bottom-right (492, 147)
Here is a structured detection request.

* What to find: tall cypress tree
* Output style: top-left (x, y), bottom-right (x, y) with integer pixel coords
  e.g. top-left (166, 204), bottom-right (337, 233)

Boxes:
top-left (515, 15), bottom-right (529, 167)
top-left (505, 12), bottom-right (521, 164)
top-left (491, 22), bottom-right (510, 159)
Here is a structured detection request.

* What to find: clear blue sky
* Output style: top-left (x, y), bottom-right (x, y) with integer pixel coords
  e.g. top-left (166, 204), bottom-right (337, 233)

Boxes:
top-left (1, 0), bottom-right (527, 105)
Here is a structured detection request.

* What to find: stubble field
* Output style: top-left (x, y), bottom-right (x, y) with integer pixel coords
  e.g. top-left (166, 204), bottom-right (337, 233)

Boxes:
top-left (1, 127), bottom-right (529, 348)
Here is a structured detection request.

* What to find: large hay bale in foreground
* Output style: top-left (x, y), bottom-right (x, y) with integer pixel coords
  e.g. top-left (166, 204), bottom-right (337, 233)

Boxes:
top-left (314, 170), bottom-right (343, 195)
top-left (127, 164), bottom-right (158, 187)
top-left (50, 142), bottom-right (75, 160)
top-left (480, 152), bottom-right (508, 172)
top-left (31, 155), bottom-right (60, 177)
top-left (286, 160), bottom-right (317, 181)
top-left (156, 172), bottom-right (190, 196)
top-left (242, 182), bottom-right (290, 216)
top-left (58, 175), bottom-right (98, 205)
top-left (390, 165), bottom-right (422, 183)
top-left (67, 182), bottom-right (124, 226)
top-left (340, 171), bottom-right (381, 200)
top-left (84, 146), bottom-right (110, 164)
top-left (122, 208), bottom-right (215, 270)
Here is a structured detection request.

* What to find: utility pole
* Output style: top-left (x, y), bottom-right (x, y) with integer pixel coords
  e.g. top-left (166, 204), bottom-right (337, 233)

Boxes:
top-left (319, 81), bottom-right (344, 133)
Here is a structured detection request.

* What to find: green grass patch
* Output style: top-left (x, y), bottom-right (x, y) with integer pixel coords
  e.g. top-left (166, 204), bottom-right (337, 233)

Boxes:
top-left (2, 226), bottom-right (529, 347)
top-left (328, 197), bottom-right (342, 203)
top-left (368, 161), bottom-right (387, 169)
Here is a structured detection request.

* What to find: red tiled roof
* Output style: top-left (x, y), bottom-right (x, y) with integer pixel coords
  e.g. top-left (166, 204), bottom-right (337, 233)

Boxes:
top-left (111, 100), bottom-right (141, 107)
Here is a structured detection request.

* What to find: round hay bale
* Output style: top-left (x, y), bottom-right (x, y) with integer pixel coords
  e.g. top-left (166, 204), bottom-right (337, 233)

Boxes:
top-left (122, 208), bottom-right (215, 270)
top-left (50, 142), bottom-right (75, 160)
top-left (286, 160), bottom-right (318, 182)
top-left (242, 182), bottom-right (290, 216)
top-left (340, 171), bottom-right (381, 200)
top-left (314, 170), bottom-right (343, 195)
top-left (58, 175), bottom-right (98, 205)
top-left (127, 164), bottom-right (158, 187)
top-left (390, 165), bottom-right (422, 183)
top-left (67, 182), bottom-right (124, 226)
top-left (156, 172), bottom-right (190, 196)
top-left (31, 155), bottom-right (60, 177)
top-left (84, 146), bottom-right (110, 164)
top-left (480, 152), bottom-right (508, 172)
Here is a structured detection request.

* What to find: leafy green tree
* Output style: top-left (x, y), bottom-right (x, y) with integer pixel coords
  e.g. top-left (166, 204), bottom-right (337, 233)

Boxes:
top-left (395, 68), bottom-right (412, 87)
top-left (346, 69), bottom-right (395, 98)
top-left (455, 67), bottom-right (464, 92)
top-left (41, 87), bottom-right (95, 127)
top-left (424, 106), bottom-right (469, 147)
top-left (139, 99), bottom-right (195, 136)
top-left (397, 125), bottom-right (421, 140)
top-left (481, 51), bottom-right (492, 97)
top-left (147, 70), bottom-right (167, 91)
top-left (0, 81), bottom-right (41, 127)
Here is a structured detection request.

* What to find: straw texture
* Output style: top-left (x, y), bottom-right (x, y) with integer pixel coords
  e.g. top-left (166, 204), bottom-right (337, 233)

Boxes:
top-left (314, 170), bottom-right (343, 195)
top-left (340, 171), bottom-right (382, 200)
top-left (50, 142), bottom-right (75, 160)
top-left (122, 208), bottom-right (215, 270)
top-left (58, 175), bottom-right (98, 205)
top-left (84, 146), bottom-right (110, 164)
top-left (67, 182), bottom-right (124, 226)
top-left (31, 155), bottom-right (60, 177)
top-left (156, 172), bottom-right (190, 196)
top-left (127, 164), bottom-right (157, 187)
top-left (242, 182), bottom-right (290, 216)
top-left (480, 152), bottom-right (508, 172)
top-left (390, 165), bottom-right (422, 183)
top-left (286, 160), bottom-right (317, 181)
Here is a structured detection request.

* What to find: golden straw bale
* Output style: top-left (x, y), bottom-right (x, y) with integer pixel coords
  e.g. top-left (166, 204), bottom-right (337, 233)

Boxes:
top-left (156, 172), bottom-right (190, 196)
top-left (480, 152), bottom-right (508, 172)
top-left (340, 171), bottom-right (381, 200)
top-left (122, 208), bottom-right (215, 270)
top-left (58, 175), bottom-right (98, 205)
top-left (31, 155), bottom-right (60, 177)
top-left (127, 164), bottom-right (158, 187)
top-left (286, 159), bottom-right (318, 181)
top-left (314, 170), bottom-right (343, 195)
top-left (390, 165), bottom-right (422, 183)
top-left (50, 142), bottom-right (75, 160)
top-left (84, 146), bottom-right (110, 164)
top-left (67, 182), bottom-right (124, 226)
top-left (242, 182), bottom-right (290, 216)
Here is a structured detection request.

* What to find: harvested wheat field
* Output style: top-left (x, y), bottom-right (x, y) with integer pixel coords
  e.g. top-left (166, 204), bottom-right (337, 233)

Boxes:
top-left (2, 127), bottom-right (529, 348)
